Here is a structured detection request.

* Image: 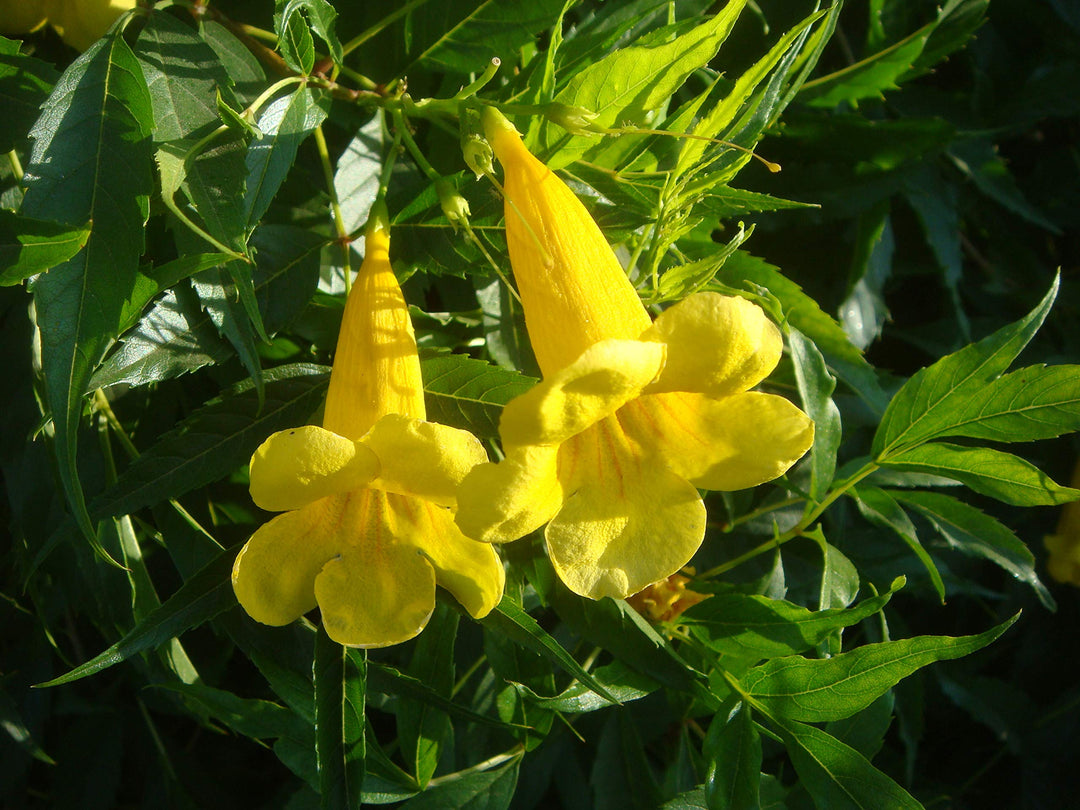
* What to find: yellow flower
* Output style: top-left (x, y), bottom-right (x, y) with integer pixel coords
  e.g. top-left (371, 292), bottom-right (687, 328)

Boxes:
top-left (232, 209), bottom-right (505, 647)
top-left (627, 570), bottom-right (710, 624)
top-left (1, 0), bottom-right (136, 51)
top-left (454, 108), bottom-right (814, 600)
top-left (0, 0), bottom-right (48, 36)
top-left (1045, 460), bottom-right (1080, 586)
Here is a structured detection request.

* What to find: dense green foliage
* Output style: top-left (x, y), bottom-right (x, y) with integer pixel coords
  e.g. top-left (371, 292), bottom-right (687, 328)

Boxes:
top-left (2, 1), bottom-right (1079, 807)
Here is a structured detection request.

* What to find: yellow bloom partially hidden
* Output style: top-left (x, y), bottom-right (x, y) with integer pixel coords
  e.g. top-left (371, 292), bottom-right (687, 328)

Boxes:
top-left (627, 571), bottom-right (710, 624)
top-left (455, 110), bottom-right (814, 601)
top-left (1045, 460), bottom-right (1080, 587)
top-left (0, 0), bottom-right (135, 51)
top-left (232, 214), bottom-right (504, 647)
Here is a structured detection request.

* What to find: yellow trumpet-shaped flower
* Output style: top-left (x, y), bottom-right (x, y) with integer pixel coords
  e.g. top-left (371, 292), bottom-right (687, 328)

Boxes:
top-left (0, 0), bottom-right (135, 51)
top-left (454, 108), bottom-right (814, 601)
top-left (232, 209), bottom-right (505, 647)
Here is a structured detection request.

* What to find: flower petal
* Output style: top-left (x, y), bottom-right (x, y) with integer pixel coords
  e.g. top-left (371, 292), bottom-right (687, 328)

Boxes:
top-left (546, 427), bottom-right (707, 599)
top-left (500, 339), bottom-right (666, 448)
top-left (391, 494), bottom-right (505, 618)
top-left (482, 106), bottom-right (653, 375)
top-left (313, 491), bottom-right (437, 647)
top-left (248, 425), bottom-right (380, 512)
top-left (455, 445), bottom-right (564, 544)
top-left (362, 414), bottom-right (488, 507)
top-left (232, 494), bottom-right (350, 626)
top-left (643, 292), bottom-right (783, 397)
top-left (625, 391), bottom-right (815, 491)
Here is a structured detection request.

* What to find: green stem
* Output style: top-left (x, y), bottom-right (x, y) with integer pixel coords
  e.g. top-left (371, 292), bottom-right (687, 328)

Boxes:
top-left (425, 747), bottom-right (523, 788)
top-left (7, 150), bottom-right (24, 183)
top-left (313, 125), bottom-right (352, 294)
top-left (452, 58), bottom-right (501, 101)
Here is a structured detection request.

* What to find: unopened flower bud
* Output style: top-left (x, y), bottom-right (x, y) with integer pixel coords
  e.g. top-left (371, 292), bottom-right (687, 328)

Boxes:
top-left (544, 102), bottom-right (601, 135)
top-left (461, 133), bottom-right (494, 178)
top-left (435, 178), bottom-right (471, 232)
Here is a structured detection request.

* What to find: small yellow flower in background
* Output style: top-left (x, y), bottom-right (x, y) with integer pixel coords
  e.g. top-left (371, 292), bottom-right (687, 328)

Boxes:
top-left (232, 206), bottom-right (505, 647)
top-left (1045, 460), bottom-right (1080, 586)
top-left (0, 0), bottom-right (135, 51)
top-left (627, 570), bottom-right (710, 624)
top-left (454, 108), bottom-right (814, 601)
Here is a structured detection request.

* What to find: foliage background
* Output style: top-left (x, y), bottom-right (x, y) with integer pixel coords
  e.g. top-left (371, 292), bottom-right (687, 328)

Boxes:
top-left (1, 0), bottom-right (1079, 808)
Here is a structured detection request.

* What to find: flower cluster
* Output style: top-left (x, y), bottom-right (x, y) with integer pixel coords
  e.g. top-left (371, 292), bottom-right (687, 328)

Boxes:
top-left (233, 110), bottom-right (814, 646)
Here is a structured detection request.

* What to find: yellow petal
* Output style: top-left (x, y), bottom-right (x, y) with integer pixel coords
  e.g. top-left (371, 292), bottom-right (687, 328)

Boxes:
top-left (232, 495), bottom-right (349, 627)
top-left (547, 419), bottom-right (706, 599)
top-left (643, 292), bottom-right (783, 397)
top-left (248, 425), bottom-right (380, 512)
top-left (624, 391), bottom-right (814, 491)
top-left (391, 494), bottom-right (505, 618)
top-left (314, 493), bottom-right (436, 647)
top-left (481, 106), bottom-right (652, 375)
top-left (323, 220), bottom-right (425, 440)
top-left (362, 413), bottom-right (488, 508)
top-left (500, 339), bottom-right (666, 447)
top-left (455, 445), bottom-right (564, 544)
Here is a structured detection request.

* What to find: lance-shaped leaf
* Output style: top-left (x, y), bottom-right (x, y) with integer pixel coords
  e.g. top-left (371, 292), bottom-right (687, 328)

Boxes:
top-left (742, 613), bottom-right (1019, 723)
top-left (0, 211), bottom-right (90, 286)
top-left (881, 442), bottom-right (1080, 506)
top-left (276, 0), bottom-right (343, 68)
top-left (853, 486), bottom-right (945, 602)
top-left (704, 702), bottom-right (761, 810)
top-left (873, 276), bottom-right (1059, 458)
top-left (542, 2), bottom-right (748, 168)
top-left (314, 628), bottom-right (366, 810)
top-left (22, 33), bottom-right (154, 551)
top-left (37, 546), bottom-right (239, 687)
top-left (892, 489), bottom-right (1052, 609)
top-left (778, 719), bottom-right (922, 810)
top-left (791, 328), bottom-right (842, 502)
top-left (0, 45), bottom-right (58, 153)
top-left (396, 757), bottom-right (520, 810)
top-left (682, 578), bottom-right (903, 660)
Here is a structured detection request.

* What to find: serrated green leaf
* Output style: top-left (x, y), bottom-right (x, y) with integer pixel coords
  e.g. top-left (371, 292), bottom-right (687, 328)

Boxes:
top-left (881, 442), bottom-right (1080, 506)
top-left (90, 364), bottom-right (329, 519)
top-left (0, 211), bottom-right (90, 285)
top-left (278, 0), bottom-right (342, 65)
top-left (704, 702), bottom-right (761, 810)
top-left (22, 33), bottom-right (154, 554)
top-left (277, 5), bottom-right (316, 75)
top-left (683, 579), bottom-right (903, 660)
top-left (419, 354), bottom-right (536, 439)
top-left (853, 486), bottom-right (945, 603)
top-left (779, 719), bottom-right (921, 810)
top-left (184, 132), bottom-right (251, 254)
top-left (36, 545), bottom-right (238, 687)
top-left (0, 47), bottom-right (58, 153)
top-left (136, 9), bottom-right (235, 142)
top-left (193, 264), bottom-right (265, 398)
top-left (314, 628), bottom-right (366, 810)
top-left (654, 223), bottom-right (754, 303)
top-left (200, 20), bottom-right (267, 103)
top-left (891, 489), bottom-right (1052, 608)
top-left (245, 86), bottom-right (330, 230)
top-left (873, 276), bottom-right (1059, 457)
top-left (542, 3), bottom-right (748, 168)
top-left (908, 0), bottom-right (989, 78)
top-left (744, 613), bottom-right (1019, 723)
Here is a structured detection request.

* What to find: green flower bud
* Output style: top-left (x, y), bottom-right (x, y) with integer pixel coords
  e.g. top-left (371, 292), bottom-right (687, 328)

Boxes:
top-left (435, 178), bottom-right (471, 232)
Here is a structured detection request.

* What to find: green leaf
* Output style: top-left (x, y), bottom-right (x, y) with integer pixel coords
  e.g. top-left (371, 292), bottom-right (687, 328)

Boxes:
top-left (0, 211), bottom-right (90, 286)
top-left (541, 3), bottom-right (748, 168)
top-left (881, 442), bottom-right (1080, 507)
top-left (277, 0), bottom-right (343, 66)
top-left (779, 719), bottom-right (921, 810)
top-left (193, 264), bottom-right (266, 399)
top-left (162, 682), bottom-right (311, 743)
top-left (419, 353), bottom-right (536, 439)
top-left (683, 578), bottom-right (903, 660)
top-left (404, 0), bottom-right (567, 76)
top-left (704, 702), bottom-right (761, 810)
top-left (799, 23), bottom-right (933, 108)
top-left (90, 364), bottom-right (329, 519)
top-left (481, 596), bottom-right (621, 705)
top-left (398, 605), bottom-right (456, 787)
top-left (853, 486), bottom-right (945, 603)
top-left (743, 613), bottom-right (1019, 723)
top-left (873, 276), bottom-right (1059, 457)
top-left (591, 710), bottom-right (662, 810)
top-left (276, 2), bottom-right (316, 75)
top-left (36, 545), bottom-right (239, 687)
top-left (398, 757), bottom-right (520, 810)
top-left (0, 47), bottom-right (58, 153)
top-left (136, 9), bottom-right (235, 142)
top-left (949, 138), bottom-right (1060, 233)
top-left (367, 662), bottom-right (520, 732)
top-left (245, 87), bottom-right (330, 230)
top-left (200, 20), bottom-right (267, 103)
top-left (654, 223), bottom-right (755, 303)
top-left (314, 629), bottom-right (365, 810)
top-left (790, 328), bottom-right (842, 502)
top-left (22, 33), bottom-right (154, 553)
top-left (516, 660), bottom-right (657, 713)
top-left (184, 132), bottom-right (251, 254)
top-left (909, 0), bottom-right (990, 77)
top-left (891, 490), bottom-right (1052, 609)
top-left (0, 686), bottom-right (55, 764)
